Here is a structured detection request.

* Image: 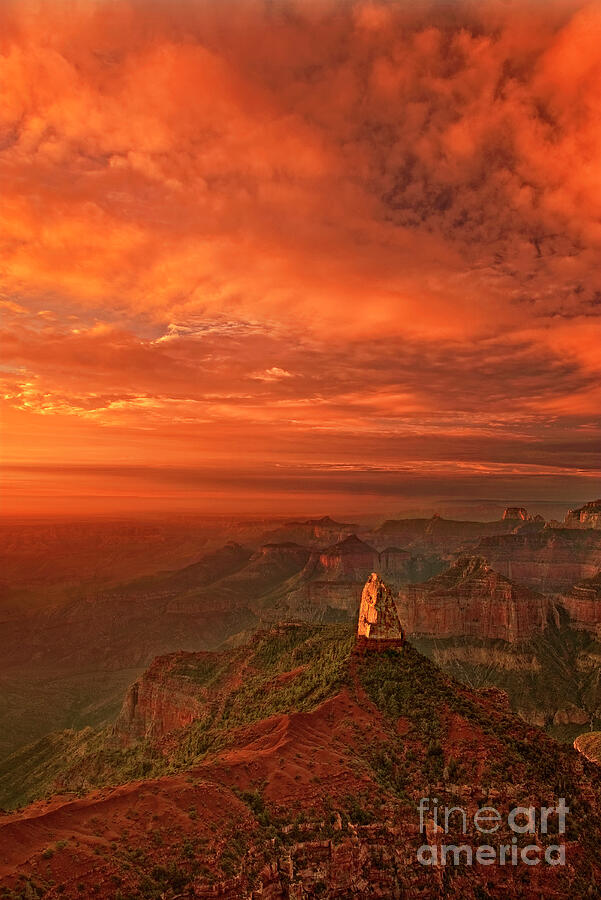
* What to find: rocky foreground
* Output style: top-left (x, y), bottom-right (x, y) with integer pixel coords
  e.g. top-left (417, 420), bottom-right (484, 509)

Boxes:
top-left (2, 608), bottom-right (601, 899)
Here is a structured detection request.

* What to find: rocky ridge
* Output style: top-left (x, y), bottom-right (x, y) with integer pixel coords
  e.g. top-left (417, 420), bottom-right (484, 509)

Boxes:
top-left (4, 501), bottom-right (601, 775)
top-left (374, 513), bottom-right (528, 554)
top-left (2, 621), bottom-right (601, 898)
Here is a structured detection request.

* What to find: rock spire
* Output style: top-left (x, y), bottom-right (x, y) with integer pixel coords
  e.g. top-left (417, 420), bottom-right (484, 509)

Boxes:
top-left (356, 573), bottom-right (404, 650)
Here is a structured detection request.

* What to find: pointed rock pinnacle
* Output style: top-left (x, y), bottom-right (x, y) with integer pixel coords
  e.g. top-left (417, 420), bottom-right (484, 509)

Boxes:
top-left (357, 572), bottom-right (404, 650)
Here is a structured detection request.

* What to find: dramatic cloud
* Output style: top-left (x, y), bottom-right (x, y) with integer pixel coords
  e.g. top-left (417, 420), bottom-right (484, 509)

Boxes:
top-left (1, 0), bottom-right (600, 513)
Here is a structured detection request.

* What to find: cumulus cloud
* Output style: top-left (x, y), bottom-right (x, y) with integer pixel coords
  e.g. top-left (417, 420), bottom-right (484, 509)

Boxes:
top-left (252, 367), bottom-right (293, 381)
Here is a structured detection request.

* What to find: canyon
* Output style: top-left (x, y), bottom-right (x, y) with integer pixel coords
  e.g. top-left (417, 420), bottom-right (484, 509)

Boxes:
top-left (3, 494), bottom-right (601, 899)
top-left (2, 504), bottom-right (601, 770)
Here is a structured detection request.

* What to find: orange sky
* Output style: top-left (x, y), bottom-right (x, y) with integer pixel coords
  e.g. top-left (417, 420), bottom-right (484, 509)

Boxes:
top-left (1, 0), bottom-right (600, 515)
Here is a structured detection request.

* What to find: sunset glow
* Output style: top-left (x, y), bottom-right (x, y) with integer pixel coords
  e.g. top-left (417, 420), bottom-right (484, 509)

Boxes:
top-left (2, 0), bottom-right (600, 514)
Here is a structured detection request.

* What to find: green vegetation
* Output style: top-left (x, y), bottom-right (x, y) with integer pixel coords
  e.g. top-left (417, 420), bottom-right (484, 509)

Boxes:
top-left (4, 625), bottom-right (601, 898)
top-left (0, 724), bottom-right (174, 811)
top-left (1, 624), bottom-right (355, 809)
top-left (174, 624), bottom-right (354, 765)
top-left (357, 642), bottom-right (590, 814)
top-left (170, 655), bottom-right (230, 688)
top-left (413, 627), bottom-right (601, 741)
top-left (358, 643), bottom-right (472, 738)
top-left (0, 727), bottom-right (98, 810)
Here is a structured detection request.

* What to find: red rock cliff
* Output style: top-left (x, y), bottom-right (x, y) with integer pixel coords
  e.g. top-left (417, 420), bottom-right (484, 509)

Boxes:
top-left (565, 499), bottom-right (601, 530)
top-left (476, 527), bottom-right (601, 593)
top-left (397, 556), bottom-right (555, 643)
top-left (113, 651), bottom-right (219, 746)
top-left (559, 572), bottom-right (601, 631)
top-left (318, 534), bottom-right (379, 577)
top-left (502, 507), bottom-right (531, 521)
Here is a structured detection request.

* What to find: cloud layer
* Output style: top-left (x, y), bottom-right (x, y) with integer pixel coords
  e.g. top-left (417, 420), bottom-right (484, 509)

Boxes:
top-left (1, 0), bottom-right (600, 512)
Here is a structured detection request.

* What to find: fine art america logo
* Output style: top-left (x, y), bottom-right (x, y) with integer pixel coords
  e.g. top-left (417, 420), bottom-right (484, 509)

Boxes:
top-left (417, 798), bottom-right (568, 867)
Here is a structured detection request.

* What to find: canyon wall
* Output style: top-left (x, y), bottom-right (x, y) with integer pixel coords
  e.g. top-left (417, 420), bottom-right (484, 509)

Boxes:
top-left (476, 527), bottom-right (601, 593)
top-left (565, 499), bottom-right (601, 530)
top-left (558, 573), bottom-right (601, 631)
top-left (113, 650), bottom-right (220, 745)
top-left (397, 556), bottom-right (556, 643)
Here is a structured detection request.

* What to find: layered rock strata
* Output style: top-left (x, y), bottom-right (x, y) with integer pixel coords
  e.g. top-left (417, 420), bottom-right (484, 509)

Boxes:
top-left (397, 556), bottom-right (555, 643)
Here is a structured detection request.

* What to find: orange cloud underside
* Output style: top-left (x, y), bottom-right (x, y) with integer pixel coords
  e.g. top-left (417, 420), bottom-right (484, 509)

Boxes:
top-left (1, 0), bottom-right (600, 513)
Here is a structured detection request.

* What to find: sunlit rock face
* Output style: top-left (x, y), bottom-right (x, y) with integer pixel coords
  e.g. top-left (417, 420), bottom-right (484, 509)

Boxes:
top-left (565, 500), bottom-right (601, 530)
top-left (574, 731), bottom-right (601, 765)
top-left (502, 507), bottom-right (531, 521)
top-left (356, 573), bottom-right (404, 650)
